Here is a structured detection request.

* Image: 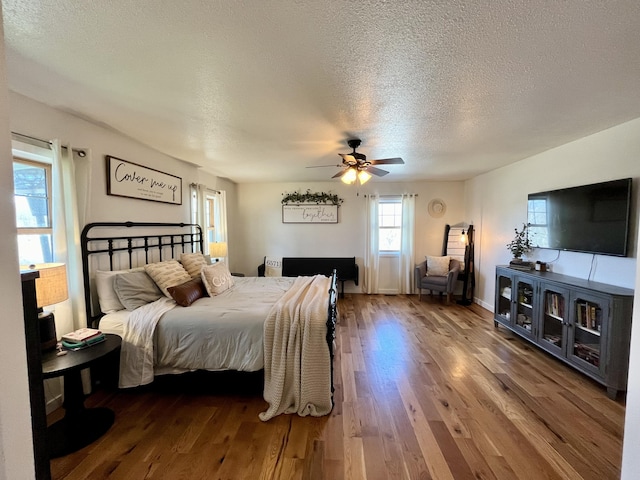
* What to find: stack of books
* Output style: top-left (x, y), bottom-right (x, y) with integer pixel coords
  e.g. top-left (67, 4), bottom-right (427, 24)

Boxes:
top-left (61, 328), bottom-right (106, 350)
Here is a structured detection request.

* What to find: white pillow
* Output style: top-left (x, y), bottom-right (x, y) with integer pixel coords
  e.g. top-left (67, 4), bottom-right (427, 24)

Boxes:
top-left (180, 252), bottom-right (208, 278)
top-left (426, 255), bottom-right (451, 276)
top-left (145, 260), bottom-right (192, 297)
top-left (201, 261), bottom-right (235, 296)
top-left (264, 256), bottom-right (282, 277)
top-left (95, 267), bottom-right (144, 313)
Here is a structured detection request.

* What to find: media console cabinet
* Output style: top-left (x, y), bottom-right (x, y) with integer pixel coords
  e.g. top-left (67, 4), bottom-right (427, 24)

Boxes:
top-left (494, 266), bottom-right (634, 399)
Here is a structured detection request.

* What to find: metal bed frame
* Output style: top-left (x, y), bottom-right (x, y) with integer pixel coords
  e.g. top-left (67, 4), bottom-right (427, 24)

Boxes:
top-left (79, 221), bottom-right (338, 401)
top-left (80, 221), bottom-right (204, 325)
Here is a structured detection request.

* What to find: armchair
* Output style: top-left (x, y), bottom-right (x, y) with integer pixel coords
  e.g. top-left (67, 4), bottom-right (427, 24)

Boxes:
top-left (414, 257), bottom-right (461, 303)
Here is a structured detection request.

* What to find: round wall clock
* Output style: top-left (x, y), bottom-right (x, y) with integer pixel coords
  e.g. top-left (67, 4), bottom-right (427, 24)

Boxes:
top-left (428, 198), bottom-right (446, 218)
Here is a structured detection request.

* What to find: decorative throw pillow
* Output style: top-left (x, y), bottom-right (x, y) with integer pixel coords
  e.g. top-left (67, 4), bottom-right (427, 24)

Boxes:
top-left (144, 260), bottom-right (192, 297)
top-left (201, 261), bottom-right (235, 296)
top-left (264, 256), bottom-right (282, 277)
top-left (114, 271), bottom-right (163, 310)
top-left (95, 267), bottom-right (145, 313)
top-left (167, 277), bottom-right (208, 307)
top-left (426, 255), bottom-right (451, 277)
top-left (180, 252), bottom-right (208, 278)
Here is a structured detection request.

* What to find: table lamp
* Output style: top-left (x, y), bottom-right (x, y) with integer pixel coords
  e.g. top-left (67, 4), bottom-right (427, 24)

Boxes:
top-left (27, 263), bottom-right (68, 351)
top-left (209, 242), bottom-right (228, 262)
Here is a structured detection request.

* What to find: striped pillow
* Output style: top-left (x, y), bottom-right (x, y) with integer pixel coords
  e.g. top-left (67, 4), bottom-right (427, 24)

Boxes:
top-left (144, 260), bottom-right (192, 298)
top-left (180, 252), bottom-right (208, 278)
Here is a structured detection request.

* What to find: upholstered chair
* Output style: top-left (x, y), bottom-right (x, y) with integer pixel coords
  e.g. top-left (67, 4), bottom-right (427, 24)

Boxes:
top-left (414, 257), bottom-right (461, 303)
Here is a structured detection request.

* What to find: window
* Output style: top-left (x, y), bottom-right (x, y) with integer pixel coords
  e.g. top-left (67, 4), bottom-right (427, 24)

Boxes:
top-left (190, 185), bottom-right (221, 245)
top-left (378, 197), bottom-right (402, 252)
top-left (14, 159), bottom-right (54, 264)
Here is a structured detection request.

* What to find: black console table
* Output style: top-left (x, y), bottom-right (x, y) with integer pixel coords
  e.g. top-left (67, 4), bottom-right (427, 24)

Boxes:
top-left (42, 334), bottom-right (121, 458)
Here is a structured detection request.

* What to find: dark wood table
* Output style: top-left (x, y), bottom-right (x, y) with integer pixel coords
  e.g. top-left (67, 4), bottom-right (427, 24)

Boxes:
top-left (42, 333), bottom-right (121, 458)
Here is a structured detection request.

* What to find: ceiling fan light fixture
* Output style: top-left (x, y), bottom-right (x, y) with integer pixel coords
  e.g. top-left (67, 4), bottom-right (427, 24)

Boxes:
top-left (357, 169), bottom-right (372, 184)
top-left (341, 167), bottom-right (357, 184)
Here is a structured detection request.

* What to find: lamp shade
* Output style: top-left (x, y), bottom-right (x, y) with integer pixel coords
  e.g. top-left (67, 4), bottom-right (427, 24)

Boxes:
top-left (357, 170), bottom-right (372, 184)
top-left (209, 242), bottom-right (228, 258)
top-left (27, 263), bottom-right (69, 308)
top-left (341, 167), bottom-right (357, 184)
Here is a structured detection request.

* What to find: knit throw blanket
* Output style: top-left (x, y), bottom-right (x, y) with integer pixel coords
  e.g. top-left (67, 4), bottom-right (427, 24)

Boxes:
top-left (259, 275), bottom-right (333, 421)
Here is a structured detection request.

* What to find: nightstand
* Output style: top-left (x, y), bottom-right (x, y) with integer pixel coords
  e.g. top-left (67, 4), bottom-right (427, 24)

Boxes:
top-left (42, 333), bottom-right (121, 458)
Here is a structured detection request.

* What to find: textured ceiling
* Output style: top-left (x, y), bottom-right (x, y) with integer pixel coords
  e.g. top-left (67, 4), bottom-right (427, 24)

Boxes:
top-left (2, 0), bottom-right (640, 183)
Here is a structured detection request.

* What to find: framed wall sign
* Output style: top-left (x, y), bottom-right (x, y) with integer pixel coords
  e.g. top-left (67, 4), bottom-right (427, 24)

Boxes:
top-left (106, 156), bottom-right (182, 205)
top-left (282, 204), bottom-right (339, 223)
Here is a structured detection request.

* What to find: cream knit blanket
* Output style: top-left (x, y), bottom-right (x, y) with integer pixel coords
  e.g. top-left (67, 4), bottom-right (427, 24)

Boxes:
top-left (259, 275), bottom-right (333, 421)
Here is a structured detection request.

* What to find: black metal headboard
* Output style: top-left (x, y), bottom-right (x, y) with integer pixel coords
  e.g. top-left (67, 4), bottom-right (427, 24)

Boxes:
top-left (81, 221), bottom-right (203, 326)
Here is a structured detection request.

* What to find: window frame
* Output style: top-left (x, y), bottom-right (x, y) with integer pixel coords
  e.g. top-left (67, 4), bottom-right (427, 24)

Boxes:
top-left (14, 157), bottom-right (54, 264)
top-left (378, 196), bottom-right (403, 253)
top-left (14, 157), bottom-right (53, 236)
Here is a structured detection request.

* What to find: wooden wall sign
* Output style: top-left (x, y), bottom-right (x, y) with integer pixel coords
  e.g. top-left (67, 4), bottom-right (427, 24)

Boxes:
top-left (106, 156), bottom-right (182, 205)
top-left (282, 204), bottom-right (338, 223)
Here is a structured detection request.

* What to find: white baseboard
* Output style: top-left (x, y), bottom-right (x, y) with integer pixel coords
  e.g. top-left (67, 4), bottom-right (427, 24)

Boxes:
top-left (475, 297), bottom-right (493, 311)
top-left (46, 394), bottom-right (63, 415)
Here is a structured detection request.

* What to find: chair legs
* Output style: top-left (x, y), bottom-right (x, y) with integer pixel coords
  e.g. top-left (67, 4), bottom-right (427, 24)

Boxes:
top-left (417, 288), bottom-right (452, 304)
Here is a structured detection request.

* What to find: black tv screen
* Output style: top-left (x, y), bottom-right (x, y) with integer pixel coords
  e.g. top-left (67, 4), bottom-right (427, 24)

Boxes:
top-left (527, 178), bottom-right (632, 257)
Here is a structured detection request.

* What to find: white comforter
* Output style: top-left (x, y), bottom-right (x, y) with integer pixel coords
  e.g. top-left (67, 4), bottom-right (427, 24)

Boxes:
top-left (119, 297), bottom-right (176, 388)
top-left (106, 276), bottom-right (295, 388)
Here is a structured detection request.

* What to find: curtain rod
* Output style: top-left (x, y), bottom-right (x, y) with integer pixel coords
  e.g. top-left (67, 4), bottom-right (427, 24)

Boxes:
top-left (189, 182), bottom-right (221, 194)
top-left (11, 131), bottom-right (86, 156)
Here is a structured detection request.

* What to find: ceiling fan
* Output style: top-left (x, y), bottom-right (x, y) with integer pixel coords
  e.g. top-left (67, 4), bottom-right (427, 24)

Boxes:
top-left (309, 139), bottom-right (404, 184)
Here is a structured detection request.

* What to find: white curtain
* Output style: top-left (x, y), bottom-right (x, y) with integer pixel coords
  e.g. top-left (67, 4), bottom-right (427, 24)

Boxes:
top-left (400, 194), bottom-right (416, 294)
top-left (363, 194), bottom-right (379, 294)
top-left (51, 140), bottom-right (89, 332)
top-left (193, 183), bottom-right (209, 250)
top-left (191, 184), bottom-right (228, 259)
top-left (213, 190), bottom-right (228, 244)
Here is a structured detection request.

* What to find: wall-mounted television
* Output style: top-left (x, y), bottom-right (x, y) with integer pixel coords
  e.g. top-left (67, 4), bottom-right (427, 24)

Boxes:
top-left (527, 178), bottom-right (632, 257)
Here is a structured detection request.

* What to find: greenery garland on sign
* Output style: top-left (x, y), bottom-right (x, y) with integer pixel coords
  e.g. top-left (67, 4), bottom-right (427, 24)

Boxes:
top-left (281, 189), bottom-right (344, 206)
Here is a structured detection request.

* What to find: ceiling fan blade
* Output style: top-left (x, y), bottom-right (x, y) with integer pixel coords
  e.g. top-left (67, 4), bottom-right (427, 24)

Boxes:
top-left (369, 157), bottom-right (404, 165)
top-left (306, 164), bottom-right (343, 168)
top-left (332, 169), bottom-right (348, 179)
top-left (366, 166), bottom-right (390, 177)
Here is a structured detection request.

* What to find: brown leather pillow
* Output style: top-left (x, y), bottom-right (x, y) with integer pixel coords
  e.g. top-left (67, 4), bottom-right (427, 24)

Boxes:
top-left (167, 277), bottom-right (207, 307)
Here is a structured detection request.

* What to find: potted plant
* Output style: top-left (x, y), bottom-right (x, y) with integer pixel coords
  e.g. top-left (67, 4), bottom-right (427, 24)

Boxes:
top-left (507, 223), bottom-right (533, 262)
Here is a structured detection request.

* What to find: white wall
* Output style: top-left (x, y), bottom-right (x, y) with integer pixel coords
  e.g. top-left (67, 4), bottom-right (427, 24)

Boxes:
top-left (0, 10), bottom-right (36, 479)
top-left (8, 93), bottom-right (242, 273)
top-left (236, 181), bottom-right (466, 284)
top-left (463, 118), bottom-right (640, 478)
top-left (10, 92), bottom-right (194, 223)
top-left (466, 118), bottom-right (640, 310)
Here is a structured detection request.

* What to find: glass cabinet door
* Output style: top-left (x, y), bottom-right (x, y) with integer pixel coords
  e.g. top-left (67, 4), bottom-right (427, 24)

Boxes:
top-left (495, 273), bottom-right (513, 324)
top-left (570, 295), bottom-right (607, 376)
top-left (514, 278), bottom-right (535, 337)
top-left (539, 285), bottom-right (568, 355)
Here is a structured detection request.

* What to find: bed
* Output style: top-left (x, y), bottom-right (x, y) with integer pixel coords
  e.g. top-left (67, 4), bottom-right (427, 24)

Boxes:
top-left (80, 221), bottom-right (338, 419)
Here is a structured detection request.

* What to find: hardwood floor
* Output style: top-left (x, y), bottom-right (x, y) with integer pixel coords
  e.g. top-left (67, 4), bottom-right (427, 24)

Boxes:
top-left (49, 294), bottom-right (626, 479)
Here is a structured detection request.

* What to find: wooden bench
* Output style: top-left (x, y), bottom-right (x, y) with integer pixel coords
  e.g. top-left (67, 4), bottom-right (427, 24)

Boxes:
top-left (258, 257), bottom-right (358, 297)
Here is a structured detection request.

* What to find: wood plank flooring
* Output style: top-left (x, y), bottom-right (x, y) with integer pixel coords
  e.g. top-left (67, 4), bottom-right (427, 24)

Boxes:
top-left (49, 294), bottom-right (626, 479)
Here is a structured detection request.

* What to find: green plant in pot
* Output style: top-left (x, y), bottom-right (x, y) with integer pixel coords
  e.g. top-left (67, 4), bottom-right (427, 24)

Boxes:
top-left (507, 223), bottom-right (533, 262)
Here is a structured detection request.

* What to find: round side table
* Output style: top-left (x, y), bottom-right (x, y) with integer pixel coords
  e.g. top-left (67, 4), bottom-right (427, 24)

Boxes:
top-left (42, 333), bottom-right (121, 458)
